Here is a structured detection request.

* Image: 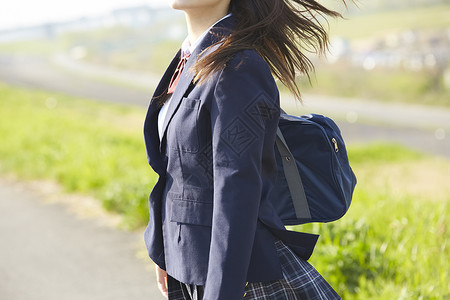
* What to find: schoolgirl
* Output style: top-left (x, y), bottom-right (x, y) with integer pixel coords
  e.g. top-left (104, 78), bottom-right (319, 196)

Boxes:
top-left (143, 1), bottom-right (347, 299)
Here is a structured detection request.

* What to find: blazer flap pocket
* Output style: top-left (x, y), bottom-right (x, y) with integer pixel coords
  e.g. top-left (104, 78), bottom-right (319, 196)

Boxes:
top-left (170, 199), bottom-right (213, 227)
top-left (180, 97), bottom-right (201, 109)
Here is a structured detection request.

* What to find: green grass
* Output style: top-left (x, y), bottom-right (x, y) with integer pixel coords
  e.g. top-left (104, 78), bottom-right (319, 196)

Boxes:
top-left (0, 83), bottom-right (448, 298)
top-left (0, 38), bottom-right (62, 55)
top-left (0, 82), bottom-right (156, 228)
top-left (329, 4), bottom-right (450, 39)
top-left (292, 144), bottom-right (450, 299)
top-left (285, 65), bottom-right (450, 107)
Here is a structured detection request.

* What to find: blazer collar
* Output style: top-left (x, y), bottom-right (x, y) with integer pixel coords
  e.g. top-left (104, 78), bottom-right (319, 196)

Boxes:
top-left (156, 16), bottom-right (235, 153)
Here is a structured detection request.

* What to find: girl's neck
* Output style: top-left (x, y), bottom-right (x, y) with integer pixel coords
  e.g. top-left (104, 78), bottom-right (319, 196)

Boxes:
top-left (184, 6), bottom-right (229, 45)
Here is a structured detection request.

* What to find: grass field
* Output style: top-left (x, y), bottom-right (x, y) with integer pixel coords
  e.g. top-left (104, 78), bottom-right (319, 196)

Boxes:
top-left (330, 4), bottom-right (450, 39)
top-left (0, 83), bottom-right (153, 228)
top-left (289, 64), bottom-right (450, 107)
top-left (292, 144), bottom-right (449, 299)
top-left (0, 83), bottom-right (448, 298)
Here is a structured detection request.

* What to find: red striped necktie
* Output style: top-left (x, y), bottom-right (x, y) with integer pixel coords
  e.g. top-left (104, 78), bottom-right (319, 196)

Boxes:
top-left (167, 51), bottom-right (191, 94)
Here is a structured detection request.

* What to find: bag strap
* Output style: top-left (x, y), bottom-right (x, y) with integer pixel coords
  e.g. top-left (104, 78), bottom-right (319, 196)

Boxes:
top-left (275, 124), bottom-right (312, 220)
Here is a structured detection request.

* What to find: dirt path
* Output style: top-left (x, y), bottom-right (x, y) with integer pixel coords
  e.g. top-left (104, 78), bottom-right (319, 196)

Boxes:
top-left (0, 179), bottom-right (165, 300)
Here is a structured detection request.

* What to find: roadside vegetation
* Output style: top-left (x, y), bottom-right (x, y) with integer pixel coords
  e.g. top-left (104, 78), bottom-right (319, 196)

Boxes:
top-left (328, 3), bottom-right (450, 39)
top-left (0, 82), bottom-right (153, 228)
top-left (290, 64), bottom-right (450, 107)
top-left (0, 83), bottom-right (448, 298)
top-left (292, 144), bottom-right (449, 299)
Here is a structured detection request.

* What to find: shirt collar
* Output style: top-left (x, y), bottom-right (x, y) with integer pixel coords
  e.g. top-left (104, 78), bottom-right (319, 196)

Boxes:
top-left (181, 13), bottom-right (232, 56)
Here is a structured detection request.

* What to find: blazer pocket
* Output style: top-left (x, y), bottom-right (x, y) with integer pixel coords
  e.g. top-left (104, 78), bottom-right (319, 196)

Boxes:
top-left (169, 190), bottom-right (213, 227)
top-left (168, 97), bottom-right (201, 153)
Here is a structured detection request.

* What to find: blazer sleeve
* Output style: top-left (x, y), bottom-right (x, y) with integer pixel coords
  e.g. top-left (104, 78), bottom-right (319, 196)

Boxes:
top-left (203, 52), bottom-right (280, 299)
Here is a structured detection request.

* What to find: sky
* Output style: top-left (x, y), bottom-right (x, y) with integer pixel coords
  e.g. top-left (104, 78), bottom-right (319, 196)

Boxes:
top-left (0, 0), bottom-right (169, 30)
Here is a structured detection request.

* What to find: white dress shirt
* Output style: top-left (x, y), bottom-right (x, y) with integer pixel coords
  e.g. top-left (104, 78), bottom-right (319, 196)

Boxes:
top-left (157, 13), bottom-right (232, 141)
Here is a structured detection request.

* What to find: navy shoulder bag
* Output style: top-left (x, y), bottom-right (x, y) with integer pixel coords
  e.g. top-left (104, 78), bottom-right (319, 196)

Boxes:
top-left (269, 111), bottom-right (357, 225)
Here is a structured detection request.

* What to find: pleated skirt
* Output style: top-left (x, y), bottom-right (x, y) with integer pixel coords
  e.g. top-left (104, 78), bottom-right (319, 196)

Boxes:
top-left (167, 239), bottom-right (341, 300)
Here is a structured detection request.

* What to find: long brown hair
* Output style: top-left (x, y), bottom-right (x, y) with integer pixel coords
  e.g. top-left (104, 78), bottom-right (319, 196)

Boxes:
top-left (194, 0), bottom-right (348, 101)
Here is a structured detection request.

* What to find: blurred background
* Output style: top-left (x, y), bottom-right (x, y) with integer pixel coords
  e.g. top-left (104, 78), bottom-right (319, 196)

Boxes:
top-left (0, 0), bottom-right (448, 299)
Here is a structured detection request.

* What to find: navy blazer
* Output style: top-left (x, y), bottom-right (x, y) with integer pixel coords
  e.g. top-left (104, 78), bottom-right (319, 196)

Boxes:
top-left (143, 17), bottom-right (318, 300)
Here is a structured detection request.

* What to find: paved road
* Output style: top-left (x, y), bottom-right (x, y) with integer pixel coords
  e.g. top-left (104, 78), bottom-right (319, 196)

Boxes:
top-left (1, 53), bottom-right (449, 157)
top-left (0, 179), bottom-right (165, 300)
top-left (0, 54), bottom-right (153, 107)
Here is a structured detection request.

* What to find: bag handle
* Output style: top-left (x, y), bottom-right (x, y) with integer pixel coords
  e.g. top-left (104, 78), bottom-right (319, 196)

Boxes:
top-left (275, 126), bottom-right (312, 220)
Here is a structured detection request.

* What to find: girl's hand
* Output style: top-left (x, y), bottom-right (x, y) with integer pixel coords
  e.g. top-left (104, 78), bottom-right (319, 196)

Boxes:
top-left (155, 264), bottom-right (168, 298)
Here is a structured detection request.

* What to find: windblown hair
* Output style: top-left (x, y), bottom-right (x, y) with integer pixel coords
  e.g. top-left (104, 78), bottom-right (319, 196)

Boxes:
top-left (194, 0), bottom-right (348, 101)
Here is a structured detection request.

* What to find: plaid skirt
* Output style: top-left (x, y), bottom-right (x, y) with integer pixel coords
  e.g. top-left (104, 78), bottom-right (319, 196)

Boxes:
top-left (167, 240), bottom-right (341, 300)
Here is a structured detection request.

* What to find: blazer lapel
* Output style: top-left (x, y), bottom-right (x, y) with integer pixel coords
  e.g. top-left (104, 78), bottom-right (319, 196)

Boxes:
top-left (158, 48), bottom-right (198, 153)
top-left (146, 49), bottom-right (181, 123)
top-left (158, 16), bottom-right (235, 153)
top-left (143, 50), bottom-right (180, 173)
